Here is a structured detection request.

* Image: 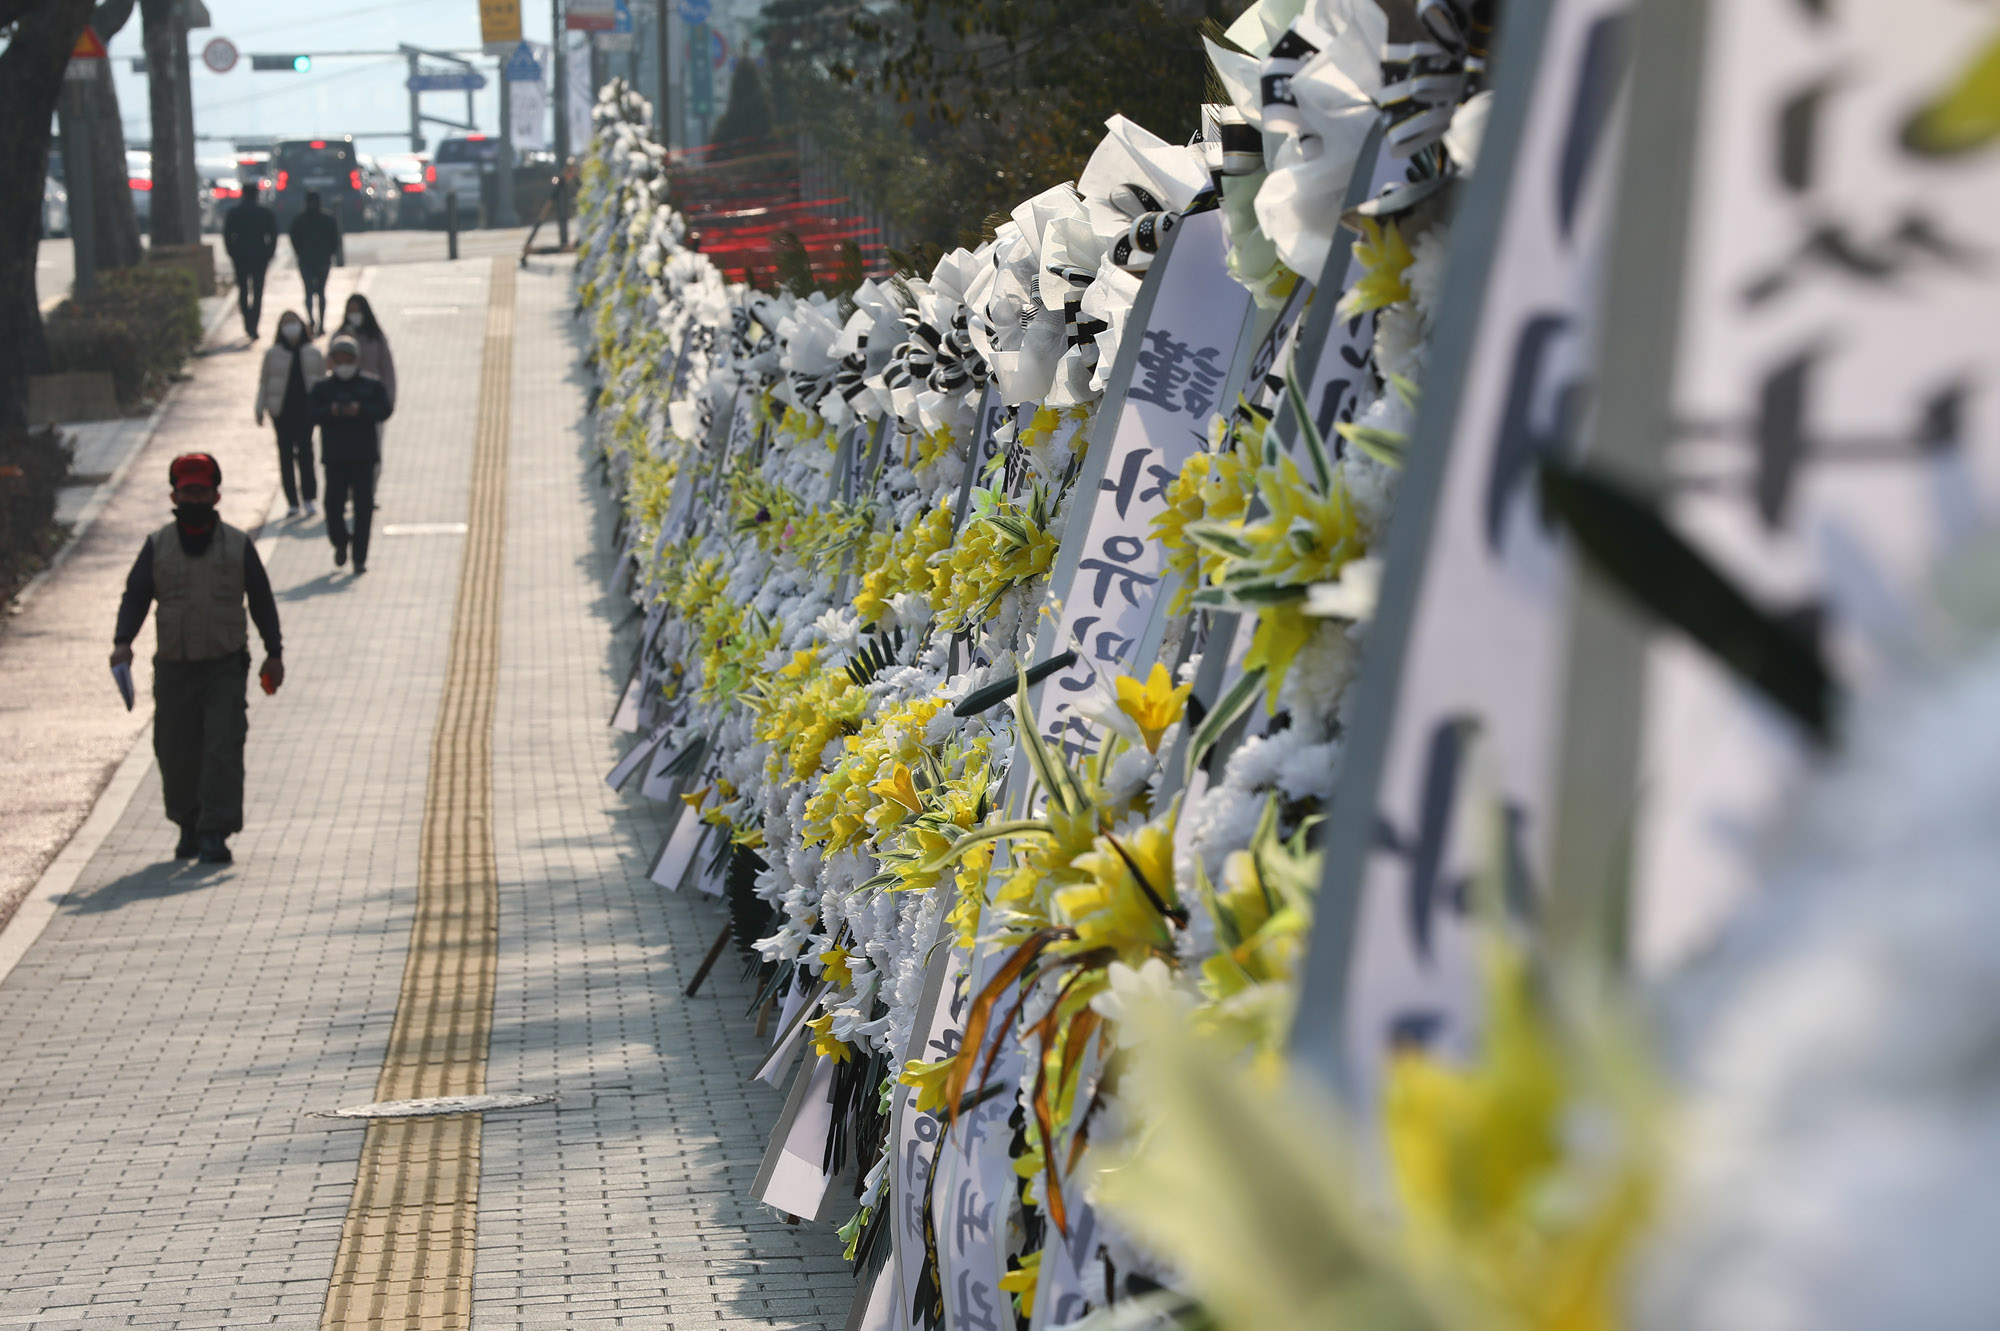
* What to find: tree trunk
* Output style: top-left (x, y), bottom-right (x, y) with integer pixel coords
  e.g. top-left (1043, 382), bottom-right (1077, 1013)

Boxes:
top-left (140, 0), bottom-right (191, 247)
top-left (88, 0), bottom-right (144, 271)
top-left (85, 64), bottom-right (144, 269)
top-left (0, 0), bottom-right (99, 434)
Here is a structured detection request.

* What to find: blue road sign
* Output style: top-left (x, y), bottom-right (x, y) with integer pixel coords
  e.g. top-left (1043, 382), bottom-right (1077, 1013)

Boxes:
top-left (679, 0), bottom-right (710, 25)
top-left (613, 0), bottom-right (633, 32)
top-left (407, 70), bottom-right (487, 92)
top-left (504, 41), bottom-right (542, 83)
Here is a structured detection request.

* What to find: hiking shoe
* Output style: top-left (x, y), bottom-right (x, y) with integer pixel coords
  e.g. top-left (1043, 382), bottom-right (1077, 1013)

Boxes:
top-left (333, 542), bottom-right (348, 567)
top-left (174, 825), bottom-right (199, 859)
top-left (197, 833), bottom-right (232, 864)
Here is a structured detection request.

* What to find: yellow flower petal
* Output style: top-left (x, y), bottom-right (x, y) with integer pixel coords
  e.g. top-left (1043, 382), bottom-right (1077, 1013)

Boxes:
top-left (1114, 662), bottom-right (1193, 753)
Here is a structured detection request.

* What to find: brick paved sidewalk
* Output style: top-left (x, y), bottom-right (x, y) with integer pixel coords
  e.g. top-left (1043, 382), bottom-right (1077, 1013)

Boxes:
top-left (0, 256), bottom-right (847, 1329)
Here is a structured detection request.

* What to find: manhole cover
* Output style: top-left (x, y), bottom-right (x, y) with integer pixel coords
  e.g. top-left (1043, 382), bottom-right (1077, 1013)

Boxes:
top-left (316, 1093), bottom-right (554, 1120)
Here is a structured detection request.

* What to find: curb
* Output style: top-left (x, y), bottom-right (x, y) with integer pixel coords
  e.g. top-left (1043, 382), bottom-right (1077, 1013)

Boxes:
top-left (0, 721), bottom-right (154, 987)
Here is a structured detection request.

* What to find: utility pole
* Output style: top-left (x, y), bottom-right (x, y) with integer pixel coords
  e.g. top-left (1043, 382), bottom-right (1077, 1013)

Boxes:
top-left (552, 0), bottom-right (568, 247)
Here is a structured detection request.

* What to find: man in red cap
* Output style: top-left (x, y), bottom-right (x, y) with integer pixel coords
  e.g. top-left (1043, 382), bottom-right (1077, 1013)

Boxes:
top-left (109, 454), bottom-right (285, 864)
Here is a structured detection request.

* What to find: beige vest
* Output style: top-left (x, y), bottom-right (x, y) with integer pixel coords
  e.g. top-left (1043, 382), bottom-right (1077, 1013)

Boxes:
top-left (151, 522), bottom-right (248, 661)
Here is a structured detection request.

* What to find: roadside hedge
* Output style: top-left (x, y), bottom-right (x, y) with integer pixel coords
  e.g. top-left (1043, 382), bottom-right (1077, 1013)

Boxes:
top-left (45, 268), bottom-right (203, 410)
top-left (0, 426), bottom-right (73, 607)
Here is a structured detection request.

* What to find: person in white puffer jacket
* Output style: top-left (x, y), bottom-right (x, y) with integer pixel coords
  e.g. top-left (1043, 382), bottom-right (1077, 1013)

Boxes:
top-left (255, 312), bottom-right (327, 517)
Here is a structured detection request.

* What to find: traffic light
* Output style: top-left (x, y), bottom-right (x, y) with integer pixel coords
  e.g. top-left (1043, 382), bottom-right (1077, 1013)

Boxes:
top-left (251, 54), bottom-right (312, 72)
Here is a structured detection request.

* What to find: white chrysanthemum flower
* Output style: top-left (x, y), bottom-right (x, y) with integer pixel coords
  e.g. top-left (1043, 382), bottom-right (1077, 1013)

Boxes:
top-left (1404, 222), bottom-right (1454, 324)
top-left (1102, 746), bottom-right (1159, 807)
top-left (1373, 301), bottom-right (1428, 385)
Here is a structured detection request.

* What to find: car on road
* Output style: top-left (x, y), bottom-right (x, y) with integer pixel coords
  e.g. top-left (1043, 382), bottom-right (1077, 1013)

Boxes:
top-left (356, 157), bottom-right (400, 230)
top-left (127, 149), bottom-right (152, 229)
top-left (377, 153), bottom-right (442, 228)
top-left (431, 135), bottom-right (501, 225)
top-left (43, 176), bottom-right (69, 238)
top-left (270, 137), bottom-right (373, 230)
top-left (236, 150), bottom-right (275, 199)
top-left (197, 156), bottom-right (245, 232)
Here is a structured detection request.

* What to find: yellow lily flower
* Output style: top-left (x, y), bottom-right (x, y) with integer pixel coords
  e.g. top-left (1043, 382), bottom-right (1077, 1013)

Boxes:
top-left (1115, 663), bottom-right (1193, 753)
top-left (1056, 817), bottom-right (1179, 963)
top-left (1336, 217), bottom-right (1416, 321)
top-left (818, 945), bottom-right (854, 989)
top-left (1242, 602), bottom-right (1316, 709)
top-left (806, 1013), bottom-right (852, 1065)
top-left (999, 1249), bottom-right (1041, 1311)
top-left (869, 762), bottom-right (925, 816)
top-left (899, 1054), bottom-right (956, 1114)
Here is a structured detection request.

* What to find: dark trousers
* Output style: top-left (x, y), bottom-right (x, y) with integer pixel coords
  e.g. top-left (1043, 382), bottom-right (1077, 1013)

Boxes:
top-left (301, 264), bottom-right (330, 329)
top-left (153, 652), bottom-right (249, 836)
top-left (275, 418), bottom-right (317, 506)
top-left (234, 261), bottom-right (267, 335)
top-left (325, 459), bottom-right (376, 567)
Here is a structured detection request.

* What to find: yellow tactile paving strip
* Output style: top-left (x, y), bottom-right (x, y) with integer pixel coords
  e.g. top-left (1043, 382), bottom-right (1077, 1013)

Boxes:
top-left (322, 258), bottom-right (516, 1331)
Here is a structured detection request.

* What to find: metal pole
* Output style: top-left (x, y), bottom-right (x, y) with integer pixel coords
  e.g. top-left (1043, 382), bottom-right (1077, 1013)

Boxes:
top-left (666, 9), bottom-right (683, 150)
top-left (654, 0), bottom-right (670, 146)
top-left (496, 60), bottom-right (517, 227)
top-left (61, 76), bottom-right (100, 297)
top-left (552, 0), bottom-right (569, 247)
top-left (446, 190), bottom-right (460, 258)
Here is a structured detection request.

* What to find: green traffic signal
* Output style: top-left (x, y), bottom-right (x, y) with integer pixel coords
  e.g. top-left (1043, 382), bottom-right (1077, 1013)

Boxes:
top-left (292, 54), bottom-right (311, 72)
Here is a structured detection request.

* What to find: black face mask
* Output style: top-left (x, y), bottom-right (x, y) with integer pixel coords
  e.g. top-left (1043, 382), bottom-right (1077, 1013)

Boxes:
top-left (174, 502), bottom-right (217, 554)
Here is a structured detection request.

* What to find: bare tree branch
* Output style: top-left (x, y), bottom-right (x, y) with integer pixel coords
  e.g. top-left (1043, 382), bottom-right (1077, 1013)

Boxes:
top-left (91, 0), bottom-right (137, 37)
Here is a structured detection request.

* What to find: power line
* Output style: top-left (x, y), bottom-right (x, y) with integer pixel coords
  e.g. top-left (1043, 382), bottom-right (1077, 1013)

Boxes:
top-left (228, 0), bottom-right (462, 42)
top-left (188, 58), bottom-right (387, 113)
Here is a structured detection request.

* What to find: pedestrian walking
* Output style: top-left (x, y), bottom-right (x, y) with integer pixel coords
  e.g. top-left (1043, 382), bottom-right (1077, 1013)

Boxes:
top-left (287, 191), bottom-right (343, 335)
top-left (256, 311), bottom-right (325, 518)
top-left (311, 334), bottom-right (393, 576)
top-left (109, 454), bottom-right (284, 865)
top-left (221, 183), bottom-right (279, 340)
top-left (338, 294), bottom-right (396, 407)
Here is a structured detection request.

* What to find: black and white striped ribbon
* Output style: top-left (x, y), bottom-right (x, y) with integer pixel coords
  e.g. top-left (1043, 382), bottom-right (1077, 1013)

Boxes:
top-left (834, 343), bottom-right (872, 403)
top-left (929, 310), bottom-right (988, 394)
top-left (1260, 27), bottom-right (1321, 142)
top-left (1110, 210), bottom-right (1178, 274)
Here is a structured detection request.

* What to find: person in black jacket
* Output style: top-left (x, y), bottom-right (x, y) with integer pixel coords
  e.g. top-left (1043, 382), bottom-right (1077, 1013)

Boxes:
top-left (287, 191), bottom-right (344, 335)
top-left (309, 334), bottom-right (393, 575)
top-left (110, 453), bottom-right (285, 864)
top-left (222, 184), bottom-right (280, 340)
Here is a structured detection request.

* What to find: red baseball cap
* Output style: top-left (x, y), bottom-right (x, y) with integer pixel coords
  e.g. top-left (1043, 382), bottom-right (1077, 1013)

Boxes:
top-left (169, 453), bottom-right (222, 488)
